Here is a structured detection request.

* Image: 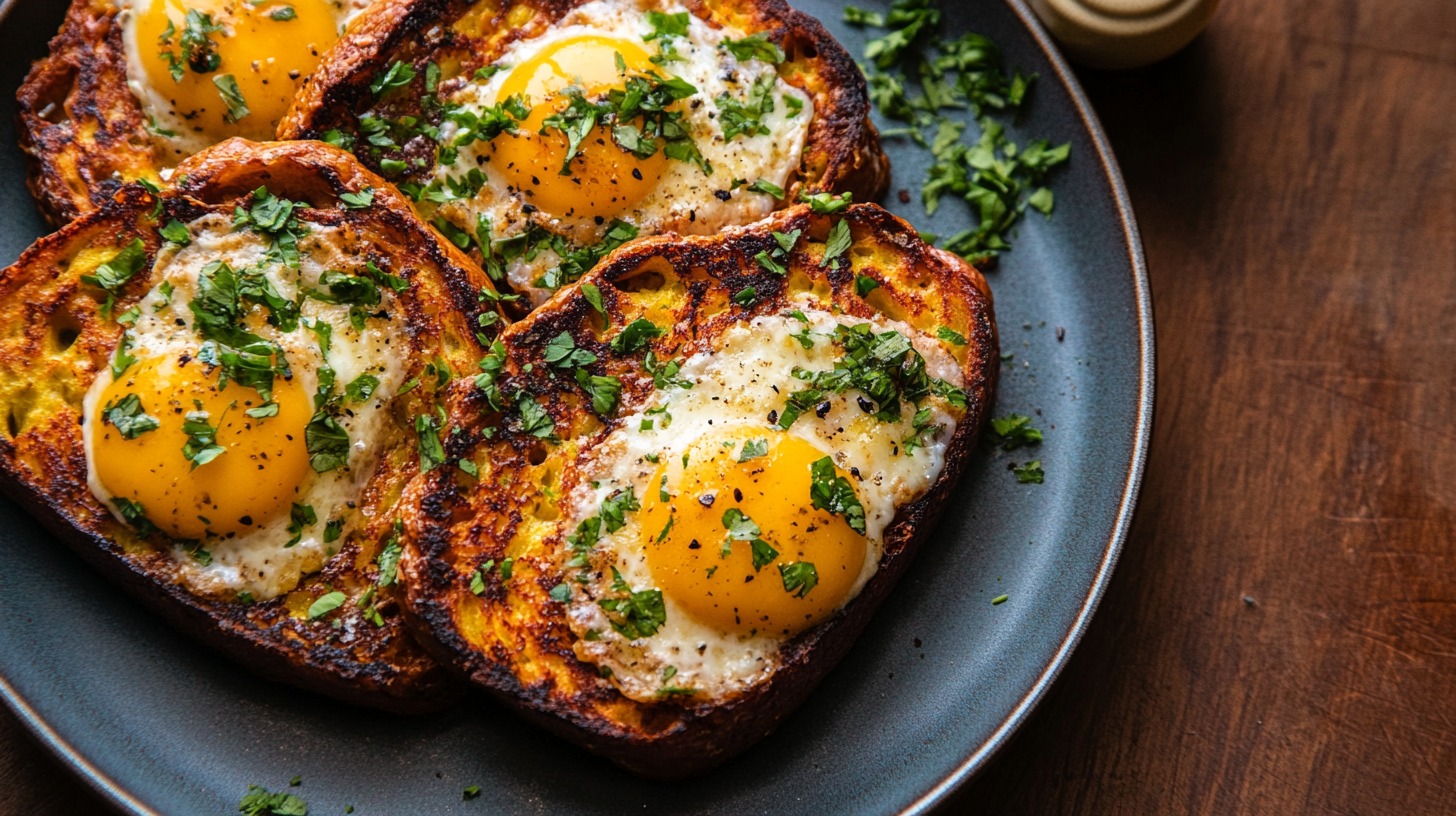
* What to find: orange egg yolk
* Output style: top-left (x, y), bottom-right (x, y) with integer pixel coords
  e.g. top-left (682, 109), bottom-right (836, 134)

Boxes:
top-left (638, 429), bottom-right (868, 638)
top-left (135, 0), bottom-right (340, 144)
top-left (91, 353), bottom-right (313, 540)
top-left (489, 35), bottom-right (669, 219)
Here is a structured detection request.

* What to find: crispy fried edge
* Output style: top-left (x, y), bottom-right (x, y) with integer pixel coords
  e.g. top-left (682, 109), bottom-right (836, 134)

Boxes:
top-left (15, 0), bottom-right (159, 226)
top-left (0, 140), bottom-right (512, 711)
top-left (280, 0), bottom-right (888, 199)
top-left (399, 203), bottom-right (997, 774)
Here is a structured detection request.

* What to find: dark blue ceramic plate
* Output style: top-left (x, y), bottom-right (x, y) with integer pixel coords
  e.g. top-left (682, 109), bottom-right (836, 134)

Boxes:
top-left (0, 1), bottom-right (1151, 813)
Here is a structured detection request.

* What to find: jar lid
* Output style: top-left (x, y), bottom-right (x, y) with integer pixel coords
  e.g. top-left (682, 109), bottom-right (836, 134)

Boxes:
top-left (1028, 0), bottom-right (1219, 70)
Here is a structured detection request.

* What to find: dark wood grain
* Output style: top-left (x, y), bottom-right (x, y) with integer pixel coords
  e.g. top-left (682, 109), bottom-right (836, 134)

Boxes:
top-left (4, 0), bottom-right (1454, 812)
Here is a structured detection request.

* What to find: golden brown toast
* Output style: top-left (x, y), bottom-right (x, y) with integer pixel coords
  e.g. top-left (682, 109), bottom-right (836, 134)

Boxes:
top-left (0, 139), bottom-right (506, 712)
top-left (396, 203), bottom-right (997, 774)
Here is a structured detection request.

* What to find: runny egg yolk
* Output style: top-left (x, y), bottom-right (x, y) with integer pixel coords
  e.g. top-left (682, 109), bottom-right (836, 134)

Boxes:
top-left (91, 354), bottom-right (313, 540)
top-left (639, 429), bottom-right (867, 638)
top-left (490, 36), bottom-right (669, 218)
top-left (134, 0), bottom-right (339, 143)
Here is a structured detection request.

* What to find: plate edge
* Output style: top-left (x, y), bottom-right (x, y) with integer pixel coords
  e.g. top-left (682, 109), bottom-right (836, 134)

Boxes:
top-left (900, 1), bottom-right (1158, 812)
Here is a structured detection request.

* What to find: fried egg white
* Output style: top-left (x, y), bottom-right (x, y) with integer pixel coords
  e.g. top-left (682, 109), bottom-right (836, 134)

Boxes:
top-left (556, 307), bottom-right (964, 703)
top-left (120, 0), bottom-right (370, 161)
top-left (428, 0), bottom-right (814, 304)
top-left (81, 214), bottom-right (410, 601)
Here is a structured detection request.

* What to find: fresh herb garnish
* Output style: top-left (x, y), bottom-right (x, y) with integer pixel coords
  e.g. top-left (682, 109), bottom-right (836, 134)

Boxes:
top-left (721, 508), bottom-right (779, 571)
top-left (213, 74), bottom-right (250, 122)
top-left (238, 784), bottom-right (308, 816)
top-left (598, 567), bottom-right (666, 639)
top-left (1014, 460), bottom-right (1045, 484)
top-left (307, 591), bottom-right (346, 620)
top-left (809, 456), bottom-right (866, 534)
top-left (779, 561), bottom-right (820, 598)
top-left (181, 409), bottom-right (225, 469)
top-left (990, 413), bottom-right (1043, 450)
top-left (101, 393), bottom-right (159, 439)
top-left (723, 32), bottom-right (785, 64)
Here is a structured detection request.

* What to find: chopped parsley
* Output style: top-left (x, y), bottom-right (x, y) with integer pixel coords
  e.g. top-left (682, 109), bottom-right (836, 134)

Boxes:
top-left (1014, 460), bottom-right (1045, 484)
top-left (723, 32), bottom-right (785, 65)
top-left (937, 326), bottom-right (968, 345)
top-left (747, 179), bottom-right (785, 198)
top-left (990, 413), bottom-right (1043, 450)
top-left (721, 508), bottom-right (779, 571)
top-left (855, 274), bottom-right (880, 297)
top-left (213, 74), bottom-right (250, 122)
top-left (376, 525), bottom-right (403, 587)
top-left (717, 74), bottom-right (776, 141)
top-left (157, 10), bottom-right (222, 81)
top-left (515, 394), bottom-right (555, 440)
top-left (159, 219), bottom-right (190, 246)
top-left (340, 187), bottom-right (375, 209)
top-left (609, 318), bottom-right (663, 355)
top-left (809, 456), bottom-right (866, 535)
top-left (823, 219), bottom-right (853, 270)
top-left (307, 591), bottom-right (346, 620)
top-left (848, 1), bottom-right (1069, 263)
top-left (800, 191), bottom-right (853, 214)
top-left (180, 410), bottom-right (225, 469)
top-left (304, 413), bottom-right (350, 472)
top-left (732, 286), bottom-right (758, 307)
top-left (101, 393), bottom-right (159, 439)
top-left (574, 369), bottom-right (622, 415)
top-left (370, 60), bottom-right (417, 96)
top-left (285, 503), bottom-right (316, 548)
top-left (81, 238), bottom-right (147, 293)
top-left (416, 411), bottom-right (445, 472)
top-left (778, 323), bottom-right (952, 428)
top-left (737, 438), bottom-right (768, 462)
top-left (237, 784), bottom-right (308, 816)
top-left (544, 332), bottom-right (597, 369)
top-left (598, 567), bottom-right (666, 639)
top-left (779, 561), bottom-right (820, 598)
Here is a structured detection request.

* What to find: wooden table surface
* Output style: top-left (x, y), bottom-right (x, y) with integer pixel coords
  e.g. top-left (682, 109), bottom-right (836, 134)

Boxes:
top-left (4, 0), bottom-right (1455, 812)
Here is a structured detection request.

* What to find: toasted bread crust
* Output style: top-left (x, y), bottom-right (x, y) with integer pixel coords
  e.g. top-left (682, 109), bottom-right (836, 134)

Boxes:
top-left (15, 0), bottom-right (160, 226)
top-left (280, 0), bottom-right (889, 201)
top-left (398, 203), bottom-right (997, 775)
top-left (0, 140), bottom-right (507, 712)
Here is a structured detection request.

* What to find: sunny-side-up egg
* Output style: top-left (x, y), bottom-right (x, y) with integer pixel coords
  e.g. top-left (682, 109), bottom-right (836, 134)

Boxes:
top-left (80, 212), bottom-right (409, 601)
top-left (555, 307), bottom-right (966, 703)
top-left (120, 0), bottom-right (369, 160)
top-left (428, 0), bottom-right (814, 303)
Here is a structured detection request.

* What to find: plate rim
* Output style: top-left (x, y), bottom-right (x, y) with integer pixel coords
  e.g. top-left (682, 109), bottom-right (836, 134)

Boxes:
top-left (901, 1), bottom-right (1155, 810)
top-left (0, 0), bottom-right (1155, 812)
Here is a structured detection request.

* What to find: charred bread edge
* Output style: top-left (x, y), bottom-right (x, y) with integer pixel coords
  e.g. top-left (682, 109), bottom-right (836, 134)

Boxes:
top-left (280, 0), bottom-right (889, 200)
top-left (402, 203), bottom-right (998, 775)
top-left (16, 0), bottom-right (155, 225)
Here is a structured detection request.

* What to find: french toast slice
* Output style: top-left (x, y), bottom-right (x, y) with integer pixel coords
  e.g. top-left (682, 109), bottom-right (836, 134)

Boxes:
top-left (16, 0), bottom-right (371, 225)
top-left (280, 0), bottom-right (890, 303)
top-left (397, 203), bottom-right (997, 774)
top-left (0, 139), bottom-right (505, 712)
